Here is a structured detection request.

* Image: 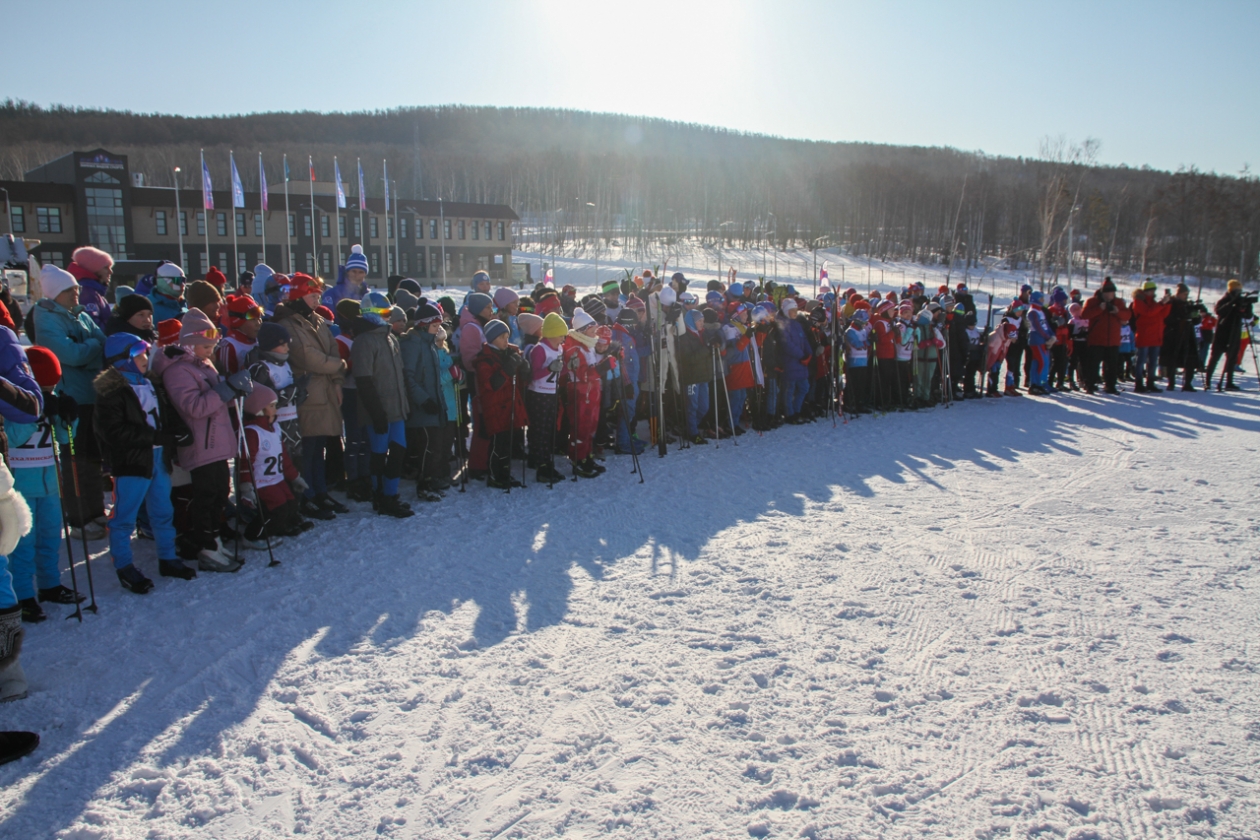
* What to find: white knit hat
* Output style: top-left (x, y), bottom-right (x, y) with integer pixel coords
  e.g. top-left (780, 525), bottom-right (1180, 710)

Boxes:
top-left (40, 264), bottom-right (78, 300)
top-left (571, 307), bottom-right (595, 330)
top-left (658, 286), bottom-right (677, 307)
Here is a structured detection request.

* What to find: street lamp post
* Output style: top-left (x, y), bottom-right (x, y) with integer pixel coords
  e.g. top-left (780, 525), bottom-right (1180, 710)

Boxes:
top-left (0, 188), bottom-right (10, 235)
top-left (173, 167), bottom-right (183, 271)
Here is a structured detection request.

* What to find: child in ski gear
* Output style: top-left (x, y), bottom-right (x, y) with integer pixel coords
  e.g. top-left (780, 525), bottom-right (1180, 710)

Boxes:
top-left (844, 310), bottom-right (871, 415)
top-left (914, 309), bottom-right (945, 405)
top-left (6, 345), bottom-right (78, 620)
top-left (562, 308), bottom-right (605, 476)
top-left (352, 291), bottom-right (413, 518)
top-left (148, 263), bottom-right (188, 324)
top-left (986, 316), bottom-right (1019, 396)
top-left (248, 322), bottom-right (303, 460)
top-left (216, 293), bottom-right (264, 375)
top-left (161, 309), bottom-right (250, 573)
top-left (526, 312), bottom-right (567, 483)
top-left (104, 292), bottom-right (156, 342)
top-left (778, 299), bottom-right (812, 422)
top-left (722, 306), bottom-right (754, 432)
top-left (95, 332), bottom-right (195, 591)
top-left (238, 384), bottom-right (311, 538)
top-left (1026, 291), bottom-right (1055, 395)
top-left (401, 302), bottom-right (451, 501)
top-left (473, 320), bottom-right (530, 489)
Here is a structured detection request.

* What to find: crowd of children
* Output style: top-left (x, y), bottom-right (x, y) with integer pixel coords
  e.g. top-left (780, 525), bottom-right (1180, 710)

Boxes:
top-left (0, 244), bottom-right (1254, 723)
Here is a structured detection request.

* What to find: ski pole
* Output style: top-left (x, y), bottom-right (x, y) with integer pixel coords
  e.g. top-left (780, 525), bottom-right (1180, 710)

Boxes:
top-left (616, 374), bottom-right (644, 482)
top-left (454, 379), bottom-right (468, 493)
top-left (717, 349), bottom-right (738, 447)
top-left (49, 434), bottom-right (83, 622)
top-left (63, 431), bottom-right (97, 614)
top-left (710, 347), bottom-right (721, 449)
top-left (505, 372), bottom-right (516, 494)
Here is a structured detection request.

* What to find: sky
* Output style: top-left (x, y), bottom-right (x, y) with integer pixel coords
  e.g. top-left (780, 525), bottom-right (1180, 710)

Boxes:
top-left (7, 0), bottom-right (1258, 175)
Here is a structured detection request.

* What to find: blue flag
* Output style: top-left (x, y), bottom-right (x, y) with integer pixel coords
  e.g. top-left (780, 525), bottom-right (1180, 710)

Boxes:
top-left (283, 154), bottom-right (290, 183)
top-left (334, 158), bottom-right (346, 209)
top-left (230, 152), bottom-right (245, 209)
top-left (201, 154), bottom-right (214, 210)
top-left (357, 160), bottom-right (366, 210)
top-left (259, 153), bottom-right (268, 212)
top-left (383, 160), bottom-right (390, 213)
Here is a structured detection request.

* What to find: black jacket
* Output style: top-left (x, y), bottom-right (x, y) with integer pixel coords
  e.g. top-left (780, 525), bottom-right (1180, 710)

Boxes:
top-left (92, 367), bottom-right (191, 478)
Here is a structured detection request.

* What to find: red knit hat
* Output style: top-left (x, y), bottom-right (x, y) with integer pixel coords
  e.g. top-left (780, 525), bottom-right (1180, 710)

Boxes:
top-left (204, 266), bottom-right (227, 289)
top-left (223, 293), bottom-right (263, 327)
top-left (315, 305), bottom-right (336, 322)
top-left (24, 346), bottom-right (61, 388)
top-left (535, 292), bottom-right (562, 317)
top-left (287, 272), bottom-right (323, 300)
top-left (157, 318), bottom-right (183, 347)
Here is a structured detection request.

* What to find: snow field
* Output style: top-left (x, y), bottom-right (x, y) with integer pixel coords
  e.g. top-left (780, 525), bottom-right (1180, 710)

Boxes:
top-left (1, 382), bottom-right (1258, 839)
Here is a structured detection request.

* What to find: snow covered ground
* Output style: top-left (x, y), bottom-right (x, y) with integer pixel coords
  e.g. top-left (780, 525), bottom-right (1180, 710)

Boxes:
top-left (2, 376), bottom-right (1259, 839)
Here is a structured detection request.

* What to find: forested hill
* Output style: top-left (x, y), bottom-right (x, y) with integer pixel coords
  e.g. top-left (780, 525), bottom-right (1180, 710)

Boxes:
top-left (2, 101), bottom-right (1255, 281)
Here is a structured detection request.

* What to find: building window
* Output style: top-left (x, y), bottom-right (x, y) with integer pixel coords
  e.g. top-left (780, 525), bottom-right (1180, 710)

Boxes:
top-left (320, 215), bottom-right (330, 238)
top-left (458, 220), bottom-right (465, 240)
top-left (353, 216), bottom-right (361, 238)
top-left (302, 214), bottom-right (312, 237)
top-left (197, 211), bottom-right (206, 236)
top-left (200, 252), bottom-right (209, 275)
top-left (85, 189), bottom-right (125, 251)
top-left (36, 207), bottom-right (63, 234)
top-left (179, 211), bottom-right (188, 236)
top-left (497, 221), bottom-right (505, 241)
top-left (477, 256), bottom-right (489, 271)
top-left (370, 217), bottom-right (378, 238)
top-left (9, 206), bottom-right (23, 233)
top-left (216, 212), bottom-right (227, 236)
top-left (371, 251), bottom-right (380, 276)
top-left (305, 252), bottom-right (315, 273)
top-left (416, 247), bottom-right (427, 278)
top-left (416, 219), bottom-right (424, 240)
top-left (254, 214), bottom-right (263, 237)
top-left (445, 251), bottom-right (452, 275)
top-left (236, 212), bottom-right (246, 237)
top-left (181, 251), bottom-right (188, 272)
top-left (238, 252), bottom-right (248, 276)
top-left (484, 221), bottom-right (492, 240)
top-left (154, 210), bottom-right (168, 236)
top-left (339, 216), bottom-right (346, 238)
top-left (471, 220), bottom-right (479, 241)
top-left (388, 252), bottom-right (395, 275)
top-left (401, 252), bottom-right (409, 273)
top-left (399, 217), bottom-right (408, 239)
top-left (458, 253), bottom-right (466, 274)
top-left (430, 250), bottom-right (439, 278)
top-left (321, 252), bottom-right (331, 274)
top-left (444, 219), bottom-right (452, 239)
top-left (38, 250), bottom-right (64, 267)
top-left (387, 217), bottom-right (394, 239)
top-left (219, 252), bottom-right (229, 271)
top-left (430, 219), bottom-right (438, 239)
top-left (256, 251), bottom-right (264, 266)
top-left (289, 214), bottom-right (296, 237)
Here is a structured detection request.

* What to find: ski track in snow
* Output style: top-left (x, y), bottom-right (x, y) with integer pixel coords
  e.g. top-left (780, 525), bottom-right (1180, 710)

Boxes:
top-left (1, 256), bottom-right (1258, 839)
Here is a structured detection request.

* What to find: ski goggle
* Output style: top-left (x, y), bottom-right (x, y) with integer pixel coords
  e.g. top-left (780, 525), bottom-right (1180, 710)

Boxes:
top-left (185, 327), bottom-right (218, 342)
top-left (107, 339), bottom-right (151, 367)
top-left (362, 303), bottom-right (392, 320)
top-left (231, 304), bottom-right (265, 321)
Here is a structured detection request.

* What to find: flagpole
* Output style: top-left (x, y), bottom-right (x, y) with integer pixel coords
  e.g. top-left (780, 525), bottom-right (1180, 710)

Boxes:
top-left (309, 156), bottom-right (318, 276)
top-left (259, 152), bottom-right (266, 268)
top-left (334, 156), bottom-right (342, 274)
top-left (439, 197), bottom-right (446, 287)
top-left (230, 151), bottom-right (241, 288)
top-left (283, 154), bottom-right (292, 273)
top-left (393, 179), bottom-right (400, 280)
top-left (200, 148), bottom-right (210, 279)
top-left (383, 159), bottom-right (390, 280)
top-left (357, 157), bottom-right (364, 253)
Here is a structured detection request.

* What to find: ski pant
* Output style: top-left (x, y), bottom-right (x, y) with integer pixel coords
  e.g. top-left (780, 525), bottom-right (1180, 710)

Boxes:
top-left (686, 382), bottom-right (711, 436)
top-left (9, 466), bottom-right (64, 600)
top-left (183, 460), bottom-right (230, 558)
top-left (525, 390), bottom-right (559, 469)
top-left (489, 430), bottom-right (514, 482)
top-left (844, 365), bottom-right (868, 412)
top-left (1205, 344), bottom-right (1237, 388)
top-left (876, 358), bottom-right (895, 409)
top-left (963, 357), bottom-right (982, 395)
top-left (782, 377), bottom-right (809, 418)
top-left (1070, 340), bottom-right (1088, 385)
top-left (300, 434), bottom-right (331, 499)
top-left (1087, 345), bottom-right (1120, 391)
top-left (408, 424), bottom-right (453, 489)
top-left (764, 378), bottom-right (779, 418)
top-left (1006, 340), bottom-right (1025, 387)
top-left (1029, 345), bottom-right (1049, 388)
top-left (0, 555), bottom-right (15, 610)
top-left (1051, 344), bottom-right (1069, 387)
top-left (340, 389), bottom-right (371, 481)
top-left (368, 420), bottom-right (408, 497)
top-left (63, 404), bottom-right (105, 528)
top-left (566, 383), bottom-right (600, 462)
top-left (109, 448), bottom-right (177, 571)
top-left (615, 380), bottom-right (641, 449)
top-left (916, 358), bottom-right (937, 403)
top-left (896, 360), bottom-right (913, 405)
top-left (469, 395), bottom-right (491, 472)
top-left (1134, 345), bottom-right (1160, 383)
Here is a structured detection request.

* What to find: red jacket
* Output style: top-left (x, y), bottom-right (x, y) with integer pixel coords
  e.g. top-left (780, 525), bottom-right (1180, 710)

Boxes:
top-left (1131, 296), bottom-right (1171, 348)
top-left (472, 343), bottom-right (529, 435)
top-left (871, 317), bottom-right (896, 360)
top-left (1081, 294), bottom-right (1132, 347)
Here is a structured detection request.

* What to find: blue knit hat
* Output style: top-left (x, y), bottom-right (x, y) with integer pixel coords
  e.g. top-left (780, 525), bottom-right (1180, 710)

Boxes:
top-left (483, 319), bottom-right (509, 343)
top-left (466, 292), bottom-right (493, 317)
top-left (361, 291), bottom-right (392, 325)
top-left (104, 332), bottom-right (150, 374)
top-left (345, 244), bottom-right (369, 274)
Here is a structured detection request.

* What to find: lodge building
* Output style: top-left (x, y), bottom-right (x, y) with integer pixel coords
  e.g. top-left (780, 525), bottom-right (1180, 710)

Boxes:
top-left (3, 148), bottom-right (518, 286)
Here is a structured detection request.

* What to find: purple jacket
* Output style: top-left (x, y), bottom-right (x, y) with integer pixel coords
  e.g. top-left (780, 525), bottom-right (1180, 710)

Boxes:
top-left (779, 316), bottom-right (812, 381)
top-left (160, 347), bottom-right (236, 470)
top-left (77, 278), bottom-right (112, 332)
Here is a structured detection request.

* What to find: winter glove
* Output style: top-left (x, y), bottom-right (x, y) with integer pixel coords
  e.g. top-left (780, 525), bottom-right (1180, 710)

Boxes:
top-left (238, 481), bottom-right (258, 507)
top-left (547, 358), bottom-right (564, 373)
top-left (290, 475), bottom-right (309, 496)
top-left (226, 369), bottom-right (254, 397)
top-left (607, 340), bottom-right (623, 356)
top-left (212, 380), bottom-right (238, 403)
top-left (801, 356), bottom-right (811, 366)
top-left (421, 399), bottom-right (440, 415)
top-left (595, 357), bottom-right (615, 374)
top-left (448, 364), bottom-right (463, 383)
top-left (0, 461), bottom-right (33, 557)
top-left (568, 354), bottom-right (581, 371)
top-left (55, 392), bottom-right (79, 424)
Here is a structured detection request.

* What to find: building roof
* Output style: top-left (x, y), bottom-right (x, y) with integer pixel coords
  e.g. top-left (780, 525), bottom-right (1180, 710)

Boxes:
top-left (0, 180), bottom-right (77, 202)
top-left (130, 187), bottom-right (518, 220)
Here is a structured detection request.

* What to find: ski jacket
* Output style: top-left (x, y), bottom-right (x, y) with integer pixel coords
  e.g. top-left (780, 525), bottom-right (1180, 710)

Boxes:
top-left (676, 325), bottom-right (721, 387)
top-left (351, 320), bottom-right (409, 428)
top-left (399, 328), bottom-right (447, 428)
top-left (474, 343), bottom-right (530, 436)
top-left (779, 316), bottom-right (812, 381)
top-left (561, 334), bottom-right (603, 412)
top-left (216, 331), bottom-right (258, 375)
top-left (31, 299), bottom-right (106, 406)
top-left (69, 272), bottom-right (111, 331)
top-left (1027, 305), bottom-right (1055, 346)
top-left (871, 317), bottom-right (896, 360)
top-left (242, 417), bottom-right (299, 511)
top-left (160, 347), bottom-right (237, 471)
top-left (248, 353), bottom-right (304, 452)
top-left (93, 366), bottom-right (190, 479)
top-left (894, 319), bottom-right (915, 362)
top-left (1132, 296), bottom-right (1172, 348)
top-left (456, 308), bottom-right (488, 374)
top-left (844, 324), bottom-right (870, 367)
top-left (273, 300), bottom-right (345, 438)
top-left (724, 330), bottom-right (755, 391)
top-left (148, 291), bottom-right (187, 324)
top-left (985, 323), bottom-right (1017, 369)
top-left (435, 345), bottom-right (459, 423)
top-left (1082, 294), bottom-right (1131, 347)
